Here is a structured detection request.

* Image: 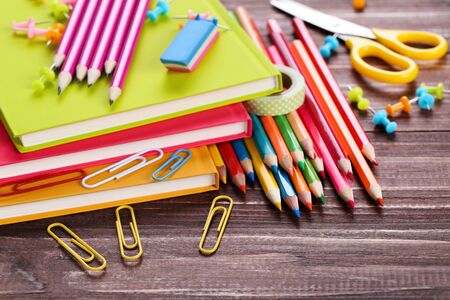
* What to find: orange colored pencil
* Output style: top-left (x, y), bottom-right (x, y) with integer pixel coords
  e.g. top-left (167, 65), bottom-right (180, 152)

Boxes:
top-left (290, 165), bottom-right (312, 211)
top-left (235, 6), bottom-right (269, 56)
top-left (290, 40), bottom-right (382, 205)
top-left (260, 116), bottom-right (295, 177)
top-left (217, 142), bottom-right (246, 193)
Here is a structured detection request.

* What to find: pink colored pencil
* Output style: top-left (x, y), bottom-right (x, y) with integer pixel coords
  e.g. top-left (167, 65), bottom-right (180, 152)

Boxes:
top-left (104, 0), bottom-right (138, 76)
top-left (109, 0), bottom-right (150, 105)
top-left (53, 0), bottom-right (88, 68)
top-left (298, 107), bottom-right (354, 208)
top-left (87, 0), bottom-right (126, 86)
top-left (58, 0), bottom-right (100, 94)
top-left (75, 0), bottom-right (113, 82)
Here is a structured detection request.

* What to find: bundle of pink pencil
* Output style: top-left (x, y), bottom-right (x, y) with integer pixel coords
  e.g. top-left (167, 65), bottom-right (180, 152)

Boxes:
top-left (54, 0), bottom-right (150, 105)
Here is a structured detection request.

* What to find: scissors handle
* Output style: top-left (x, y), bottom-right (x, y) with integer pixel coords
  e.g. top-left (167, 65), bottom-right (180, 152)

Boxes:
top-left (372, 28), bottom-right (448, 60)
top-left (346, 37), bottom-right (418, 84)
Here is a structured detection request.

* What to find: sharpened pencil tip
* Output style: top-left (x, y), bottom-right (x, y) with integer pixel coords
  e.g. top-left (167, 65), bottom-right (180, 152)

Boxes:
top-left (318, 195), bottom-right (325, 205)
top-left (248, 172), bottom-right (255, 182)
top-left (293, 209), bottom-right (301, 218)
top-left (109, 99), bottom-right (114, 106)
top-left (57, 87), bottom-right (61, 96)
top-left (87, 84), bottom-right (92, 88)
top-left (377, 198), bottom-right (384, 207)
top-left (372, 160), bottom-right (379, 166)
top-left (347, 172), bottom-right (354, 181)
top-left (274, 201), bottom-right (282, 211)
top-left (239, 184), bottom-right (247, 193)
top-left (220, 176), bottom-right (227, 184)
top-left (298, 161), bottom-right (305, 171)
top-left (305, 202), bottom-right (313, 211)
top-left (319, 171), bottom-right (326, 180)
top-left (347, 199), bottom-right (355, 209)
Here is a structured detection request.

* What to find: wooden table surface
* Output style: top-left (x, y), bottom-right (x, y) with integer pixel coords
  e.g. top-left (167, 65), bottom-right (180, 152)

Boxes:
top-left (1, 1), bottom-right (450, 299)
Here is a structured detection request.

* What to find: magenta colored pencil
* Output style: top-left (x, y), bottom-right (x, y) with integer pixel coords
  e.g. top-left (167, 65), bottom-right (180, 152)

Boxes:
top-left (58, 0), bottom-right (100, 94)
top-left (87, 0), bottom-right (125, 86)
top-left (53, 0), bottom-right (88, 68)
top-left (104, 0), bottom-right (139, 76)
top-left (109, 0), bottom-right (150, 105)
top-left (298, 107), bottom-right (354, 208)
top-left (75, 0), bottom-right (113, 82)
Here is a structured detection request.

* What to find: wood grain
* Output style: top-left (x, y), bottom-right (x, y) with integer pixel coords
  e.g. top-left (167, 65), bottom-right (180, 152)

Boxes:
top-left (1, 0), bottom-right (449, 299)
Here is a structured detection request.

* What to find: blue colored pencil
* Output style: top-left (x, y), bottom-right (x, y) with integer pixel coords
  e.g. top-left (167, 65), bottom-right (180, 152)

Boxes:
top-left (231, 139), bottom-right (255, 182)
top-left (250, 114), bottom-right (278, 171)
top-left (272, 167), bottom-right (301, 218)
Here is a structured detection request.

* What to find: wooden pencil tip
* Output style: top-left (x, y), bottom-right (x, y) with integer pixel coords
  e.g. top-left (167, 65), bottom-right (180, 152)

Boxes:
top-left (274, 201), bottom-right (282, 211)
top-left (287, 167), bottom-right (294, 177)
top-left (377, 198), bottom-right (384, 207)
top-left (293, 209), bottom-right (301, 218)
top-left (319, 171), bottom-right (326, 180)
top-left (373, 160), bottom-right (379, 166)
top-left (220, 176), bottom-right (227, 184)
top-left (305, 202), bottom-right (313, 211)
top-left (239, 184), bottom-right (247, 193)
top-left (347, 199), bottom-right (355, 209)
top-left (318, 195), bottom-right (325, 205)
top-left (347, 172), bottom-right (354, 181)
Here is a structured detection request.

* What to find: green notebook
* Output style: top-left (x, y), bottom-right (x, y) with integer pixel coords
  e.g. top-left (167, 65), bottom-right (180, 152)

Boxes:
top-left (0, 0), bottom-right (281, 152)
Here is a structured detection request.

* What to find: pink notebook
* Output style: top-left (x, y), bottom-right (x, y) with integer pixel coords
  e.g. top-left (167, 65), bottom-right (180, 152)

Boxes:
top-left (0, 104), bottom-right (251, 183)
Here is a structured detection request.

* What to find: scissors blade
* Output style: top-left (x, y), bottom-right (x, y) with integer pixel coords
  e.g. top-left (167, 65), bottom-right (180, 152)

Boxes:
top-left (271, 0), bottom-right (376, 40)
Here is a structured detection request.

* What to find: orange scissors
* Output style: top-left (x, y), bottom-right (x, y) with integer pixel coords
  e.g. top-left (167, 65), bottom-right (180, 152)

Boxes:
top-left (271, 0), bottom-right (448, 84)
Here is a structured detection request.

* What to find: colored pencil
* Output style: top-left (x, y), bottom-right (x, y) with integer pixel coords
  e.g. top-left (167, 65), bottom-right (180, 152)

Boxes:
top-left (273, 168), bottom-right (300, 218)
top-left (244, 138), bottom-right (282, 211)
top-left (291, 40), bottom-right (383, 204)
top-left (260, 116), bottom-right (294, 177)
top-left (292, 19), bottom-right (377, 165)
top-left (286, 111), bottom-right (316, 160)
top-left (75, 0), bottom-right (112, 82)
top-left (217, 142), bottom-right (246, 193)
top-left (87, 0), bottom-right (125, 86)
top-left (290, 165), bottom-right (312, 211)
top-left (104, 0), bottom-right (137, 76)
top-left (231, 139), bottom-right (255, 182)
top-left (299, 106), bottom-right (355, 208)
top-left (58, 0), bottom-right (100, 94)
top-left (207, 144), bottom-right (227, 184)
top-left (309, 147), bottom-right (325, 179)
top-left (110, 0), bottom-right (149, 105)
top-left (267, 19), bottom-right (353, 179)
top-left (53, 0), bottom-right (88, 68)
top-left (303, 157), bottom-right (325, 203)
top-left (267, 45), bottom-right (285, 65)
top-left (250, 114), bottom-right (278, 171)
top-left (235, 6), bottom-right (269, 56)
top-left (274, 115), bottom-right (305, 170)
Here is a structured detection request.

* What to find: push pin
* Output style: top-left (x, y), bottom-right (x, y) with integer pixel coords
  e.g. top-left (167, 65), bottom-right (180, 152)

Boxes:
top-left (13, 21), bottom-right (65, 46)
top-left (415, 88), bottom-right (436, 110)
top-left (319, 34), bottom-right (339, 58)
top-left (12, 18), bottom-right (50, 30)
top-left (187, 10), bottom-right (211, 20)
top-left (50, 0), bottom-right (71, 20)
top-left (173, 14), bottom-right (230, 30)
top-left (32, 66), bottom-right (56, 91)
top-left (418, 82), bottom-right (449, 100)
top-left (385, 96), bottom-right (413, 116)
top-left (347, 86), bottom-right (370, 111)
top-left (147, 0), bottom-right (171, 22)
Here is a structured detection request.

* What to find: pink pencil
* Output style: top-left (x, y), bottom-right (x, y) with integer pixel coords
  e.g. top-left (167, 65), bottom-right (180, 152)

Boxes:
top-left (53, 0), bottom-right (88, 68)
top-left (87, 0), bottom-right (125, 86)
top-left (104, 0), bottom-right (138, 76)
top-left (58, 0), bottom-right (100, 94)
top-left (109, 0), bottom-right (150, 105)
top-left (298, 107), bottom-right (354, 208)
top-left (75, 0), bottom-right (113, 82)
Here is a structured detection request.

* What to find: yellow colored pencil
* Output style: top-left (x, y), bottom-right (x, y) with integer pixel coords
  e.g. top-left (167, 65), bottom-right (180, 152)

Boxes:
top-left (208, 144), bottom-right (227, 184)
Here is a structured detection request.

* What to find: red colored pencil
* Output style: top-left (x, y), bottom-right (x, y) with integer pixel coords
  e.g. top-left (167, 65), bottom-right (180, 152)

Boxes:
top-left (217, 142), bottom-right (246, 193)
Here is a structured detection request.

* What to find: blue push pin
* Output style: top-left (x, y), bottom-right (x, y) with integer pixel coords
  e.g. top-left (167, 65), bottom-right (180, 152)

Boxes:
top-left (319, 35), bottom-right (339, 58)
top-left (415, 88), bottom-right (436, 110)
top-left (147, 0), bottom-right (170, 22)
top-left (373, 109), bottom-right (398, 134)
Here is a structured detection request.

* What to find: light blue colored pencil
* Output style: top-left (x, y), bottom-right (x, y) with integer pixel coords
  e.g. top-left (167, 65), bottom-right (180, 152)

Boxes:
top-left (251, 114), bottom-right (278, 171)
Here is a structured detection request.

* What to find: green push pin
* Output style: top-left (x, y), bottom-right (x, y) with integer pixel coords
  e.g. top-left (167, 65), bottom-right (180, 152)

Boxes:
top-left (32, 67), bottom-right (56, 91)
top-left (420, 82), bottom-right (449, 100)
top-left (50, 1), bottom-right (70, 21)
top-left (347, 86), bottom-right (370, 111)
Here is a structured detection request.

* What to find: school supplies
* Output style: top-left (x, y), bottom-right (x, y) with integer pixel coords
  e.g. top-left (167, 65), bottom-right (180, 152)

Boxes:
top-left (147, 0), bottom-right (171, 22)
top-left (272, 167), bottom-right (300, 218)
top-left (160, 18), bottom-right (220, 72)
top-left (353, 0), bottom-right (366, 11)
top-left (47, 223), bottom-right (107, 271)
top-left (32, 67), bottom-right (56, 91)
top-left (319, 35), bottom-right (339, 58)
top-left (415, 90), bottom-right (436, 110)
top-left (235, 6), bottom-right (269, 56)
top-left (292, 19), bottom-right (377, 164)
top-left (58, 0), bottom-right (99, 94)
top-left (419, 83), bottom-right (449, 100)
top-left (82, 148), bottom-right (164, 189)
top-left (1, 0), bottom-right (280, 151)
top-left (373, 110), bottom-right (398, 134)
top-left (272, 0), bottom-right (448, 83)
top-left (152, 149), bottom-right (192, 181)
top-left (286, 112), bottom-right (315, 159)
top-left (75, 0), bottom-right (112, 82)
top-left (115, 205), bottom-right (143, 261)
top-left (274, 115), bottom-right (306, 170)
top-left (207, 144), bottom-right (227, 184)
top-left (231, 139), bottom-right (255, 182)
top-left (386, 96), bottom-right (414, 116)
top-left (290, 165), bottom-right (312, 211)
top-left (251, 115), bottom-right (278, 171)
top-left (0, 104), bottom-right (250, 182)
top-left (110, 0), bottom-right (150, 105)
top-left (199, 195), bottom-right (233, 255)
top-left (0, 147), bottom-right (219, 225)
top-left (50, 1), bottom-right (71, 20)
top-left (13, 21), bottom-right (65, 46)
top-left (217, 142), bottom-right (246, 193)
top-left (244, 138), bottom-right (282, 211)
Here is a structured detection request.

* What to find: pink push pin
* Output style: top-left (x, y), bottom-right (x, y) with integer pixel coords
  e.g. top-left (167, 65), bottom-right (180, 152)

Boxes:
top-left (13, 20), bottom-right (47, 39)
top-left (174, 10), bottom-right (211, 21)
top-left (12, 18), bottom-right (49, 31)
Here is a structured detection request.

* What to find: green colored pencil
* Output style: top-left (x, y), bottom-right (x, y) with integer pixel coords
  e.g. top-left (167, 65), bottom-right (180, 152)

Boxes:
top-left (302, 158), bottom-right (325, 203)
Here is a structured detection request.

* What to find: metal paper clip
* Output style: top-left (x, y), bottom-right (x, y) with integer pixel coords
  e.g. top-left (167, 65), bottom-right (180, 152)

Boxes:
top-left (198, 195), bottom-right (233, 255)
top-left (82, 148), bottom-right (164, 189)
top-left (152, 149), bottom-right (192, 182)
top-left (115, 205), bottom-right (143, 261)
top-left (47, 223), bottom-right (107, 271)
top-left (0, 170), bottom-right (86, 197)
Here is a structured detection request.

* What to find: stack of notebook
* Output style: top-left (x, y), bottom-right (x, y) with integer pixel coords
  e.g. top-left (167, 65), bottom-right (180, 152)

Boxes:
top-left (0, 0), bottom-right (281, 224)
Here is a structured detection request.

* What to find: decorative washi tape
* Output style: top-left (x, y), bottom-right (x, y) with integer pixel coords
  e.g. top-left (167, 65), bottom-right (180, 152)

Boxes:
top-left (245, 65), bottom-right (305, 116)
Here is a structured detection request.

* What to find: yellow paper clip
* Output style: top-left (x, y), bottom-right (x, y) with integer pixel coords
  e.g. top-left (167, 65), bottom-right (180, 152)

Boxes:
top-left (47, 223), bottom-right (107, 271)
top-left (198, 195), bottom-right (233, 255)
top-left (115, 205), bottom-right (143, 260)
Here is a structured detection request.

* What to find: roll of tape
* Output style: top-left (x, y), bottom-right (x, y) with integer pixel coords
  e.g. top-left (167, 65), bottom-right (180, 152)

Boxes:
top-left (245, 65), bottom-right (305, 116)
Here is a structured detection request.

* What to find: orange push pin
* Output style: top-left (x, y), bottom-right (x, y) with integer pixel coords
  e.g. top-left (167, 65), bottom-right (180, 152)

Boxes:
top-left (386, 96), bottom-right (412, 117)
top-left (353, 0), bottom-right (366, 11)
top-left (45, 23), bottom-right (65, 46)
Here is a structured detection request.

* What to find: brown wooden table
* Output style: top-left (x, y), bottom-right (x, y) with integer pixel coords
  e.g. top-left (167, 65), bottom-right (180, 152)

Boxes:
top-left (1, 1), bottom-right (449, 299)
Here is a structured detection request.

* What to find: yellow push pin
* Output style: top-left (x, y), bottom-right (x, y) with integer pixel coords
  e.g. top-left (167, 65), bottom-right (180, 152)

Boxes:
top-left (347, 86), bottom-right (370, 111)
top-left (32, 66), bottom-right (56, 91)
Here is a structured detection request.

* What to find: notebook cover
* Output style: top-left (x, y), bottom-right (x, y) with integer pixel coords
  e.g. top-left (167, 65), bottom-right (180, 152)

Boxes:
top-left (0, 0), bottom-right (280, 151)
top-left (0, 103), bottom-right (251, 183)
top-left (0, 146), bottom-right (219, 225)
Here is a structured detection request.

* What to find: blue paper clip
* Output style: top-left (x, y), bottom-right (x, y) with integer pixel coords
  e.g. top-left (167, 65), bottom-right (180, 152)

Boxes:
top-left (152, 149), bottom-right (192, 181)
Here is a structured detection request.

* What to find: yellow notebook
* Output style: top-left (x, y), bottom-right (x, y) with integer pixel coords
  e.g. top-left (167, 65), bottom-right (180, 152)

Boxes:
top-left (0, 146), bottom-right (218, 225)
